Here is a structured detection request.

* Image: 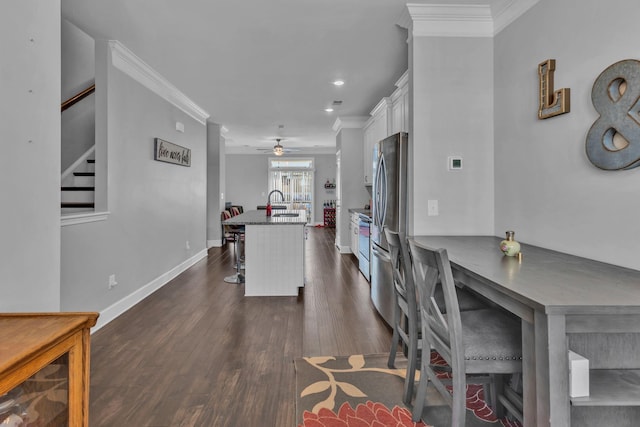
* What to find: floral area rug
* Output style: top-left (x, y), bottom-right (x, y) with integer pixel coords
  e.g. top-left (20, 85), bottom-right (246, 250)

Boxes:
top-left (294, 352), bottom-right (522, 427)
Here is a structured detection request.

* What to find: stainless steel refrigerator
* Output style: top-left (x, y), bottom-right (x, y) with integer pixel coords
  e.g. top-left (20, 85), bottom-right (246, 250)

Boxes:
top-left (371, 132), bottom-right (408, 326)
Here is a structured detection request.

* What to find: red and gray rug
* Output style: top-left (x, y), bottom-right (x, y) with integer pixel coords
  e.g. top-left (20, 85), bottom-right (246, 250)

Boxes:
top-left (295, 352), bottom-right (522, 427)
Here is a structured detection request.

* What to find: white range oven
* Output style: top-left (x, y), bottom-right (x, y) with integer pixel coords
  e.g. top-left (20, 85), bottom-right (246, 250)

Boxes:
top-left (358, 214), bottom-right (371, 281)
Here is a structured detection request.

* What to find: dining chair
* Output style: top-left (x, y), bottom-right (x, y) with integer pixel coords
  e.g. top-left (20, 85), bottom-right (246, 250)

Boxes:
top-left (385, 229), bottom-right (488, 405)
top-left (384, 228), bottom-right (420, 405)
top-left (408, 241), bottom-right (523, 425)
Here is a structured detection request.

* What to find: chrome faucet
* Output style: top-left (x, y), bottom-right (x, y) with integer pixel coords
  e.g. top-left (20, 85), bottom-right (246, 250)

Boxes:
top-left (267, 189), bottom-right (284, 205)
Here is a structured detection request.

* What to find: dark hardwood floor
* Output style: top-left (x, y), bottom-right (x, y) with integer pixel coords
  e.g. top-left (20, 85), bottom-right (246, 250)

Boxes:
top-left (89, 226), bottom-right (391, 426)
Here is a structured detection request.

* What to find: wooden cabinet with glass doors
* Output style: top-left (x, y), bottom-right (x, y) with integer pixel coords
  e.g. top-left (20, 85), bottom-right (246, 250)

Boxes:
top-left (0, 312), bottom-right (98, 427)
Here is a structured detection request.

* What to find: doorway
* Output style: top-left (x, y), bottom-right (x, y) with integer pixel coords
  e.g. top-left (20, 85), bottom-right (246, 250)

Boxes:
top-left (268, 158), bottom-right (315, 223)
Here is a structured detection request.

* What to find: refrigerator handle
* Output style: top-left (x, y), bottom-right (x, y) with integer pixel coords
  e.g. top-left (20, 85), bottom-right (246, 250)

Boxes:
top-left (375, 153), bottom-right (387, 227)
top-left (371, 245), bottom-right (391, 263)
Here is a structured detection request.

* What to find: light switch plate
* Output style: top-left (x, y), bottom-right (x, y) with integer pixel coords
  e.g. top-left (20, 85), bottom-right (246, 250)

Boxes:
top-left (427, 200), bottom-right (439, 216)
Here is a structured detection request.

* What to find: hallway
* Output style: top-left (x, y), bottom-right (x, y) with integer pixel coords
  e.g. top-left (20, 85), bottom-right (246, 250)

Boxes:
top-left (88, 227), bottom-right (391, 426)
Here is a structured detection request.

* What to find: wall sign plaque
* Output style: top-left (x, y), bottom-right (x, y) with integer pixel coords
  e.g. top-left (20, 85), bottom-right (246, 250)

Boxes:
top-left (538, 59), bottom-right (570, 119)
top-left (154, 138), bottom-right (191, 167)
top-left (586, 59), bottom-right (640, 170)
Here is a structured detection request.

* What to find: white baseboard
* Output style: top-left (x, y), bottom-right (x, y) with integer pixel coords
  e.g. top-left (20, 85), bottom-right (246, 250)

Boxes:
top-left (337, 245), bottom-right (352, 254)
top-left (92, 249), bottom-right (208, 332)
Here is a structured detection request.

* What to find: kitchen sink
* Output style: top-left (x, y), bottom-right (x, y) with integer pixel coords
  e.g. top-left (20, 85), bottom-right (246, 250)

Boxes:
top-left (272, 212), bottom-right (299, 217)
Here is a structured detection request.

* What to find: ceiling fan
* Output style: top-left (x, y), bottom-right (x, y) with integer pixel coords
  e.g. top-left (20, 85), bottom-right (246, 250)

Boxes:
top-left (257, 138), bottom-right (299, 156)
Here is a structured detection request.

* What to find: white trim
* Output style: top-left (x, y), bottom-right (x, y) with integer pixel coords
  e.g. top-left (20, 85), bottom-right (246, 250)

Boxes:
top-left (493, 0), bottom-right (539, 34)
top-left (108, 40), bottom-right (210, 125)
top-left (336, 244), bottom-right (352, 254)
top-left (395, 70), bottom-right (409, 90)
top-left (92, 248), bottom-right (208, 332)
top-left (332, 116), bottom-right (369, 132)
top-left (405, 1), bottom-right (539, 38)
top-left (62, 145), bottom-right (95, 182)
top-left (370, 97), bottom-right (392, 116)
top-left (408, 3), bottom-right (494, 38)
top-left (61, 211), bottom-right (110, 227)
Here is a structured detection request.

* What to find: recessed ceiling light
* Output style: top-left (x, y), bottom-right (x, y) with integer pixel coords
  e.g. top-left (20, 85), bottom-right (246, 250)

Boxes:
top-left (325, 108), bottom-right (334, 112)
top-left (333, 80), bottom-right (345, 86)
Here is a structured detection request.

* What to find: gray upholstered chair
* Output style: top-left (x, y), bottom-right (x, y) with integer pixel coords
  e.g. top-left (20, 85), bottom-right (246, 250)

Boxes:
top-left (385, 229), bottom-right (488, 405)
top-left (408, 241), bottom-right (523, 425)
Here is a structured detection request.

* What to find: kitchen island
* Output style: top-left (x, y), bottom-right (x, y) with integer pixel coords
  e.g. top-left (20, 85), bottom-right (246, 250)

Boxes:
top-left (223, 209), bottom-right (307, 296)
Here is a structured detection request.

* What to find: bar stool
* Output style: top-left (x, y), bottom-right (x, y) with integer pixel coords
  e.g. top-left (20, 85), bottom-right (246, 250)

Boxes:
top-left (221, 210), bottom-right (245, 284)
top-left (223, 228), bottom-right (244, 284)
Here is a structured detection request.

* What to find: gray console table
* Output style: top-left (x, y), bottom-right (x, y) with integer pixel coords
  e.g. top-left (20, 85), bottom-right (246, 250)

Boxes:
top-left (410, 235), bottom-right (640, 427)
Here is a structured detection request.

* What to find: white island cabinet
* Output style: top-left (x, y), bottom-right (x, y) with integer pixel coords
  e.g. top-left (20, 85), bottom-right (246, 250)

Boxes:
top-left (223, 210), bottom-right (307, 296)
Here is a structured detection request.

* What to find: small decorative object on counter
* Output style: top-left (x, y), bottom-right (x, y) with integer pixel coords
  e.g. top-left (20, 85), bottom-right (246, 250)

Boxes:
top-left (500, 230), bottom-right (521, 257)
top-left (266, 203), bottom-right (272, 217)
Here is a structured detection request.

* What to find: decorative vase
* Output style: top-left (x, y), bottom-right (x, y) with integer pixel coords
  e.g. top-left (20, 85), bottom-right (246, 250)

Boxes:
top-left (500, 231), bottom-right (521, 257)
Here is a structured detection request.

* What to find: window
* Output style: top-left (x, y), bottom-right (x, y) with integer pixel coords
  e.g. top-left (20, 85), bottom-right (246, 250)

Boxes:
top-left (268, 158), bottom-right (314, 223)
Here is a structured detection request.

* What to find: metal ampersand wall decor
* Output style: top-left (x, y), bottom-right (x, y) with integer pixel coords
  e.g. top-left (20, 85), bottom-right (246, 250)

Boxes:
top-left (586, 59), bottom-right (640, 170)
top-left (538, 59), bottom-right (570, 119)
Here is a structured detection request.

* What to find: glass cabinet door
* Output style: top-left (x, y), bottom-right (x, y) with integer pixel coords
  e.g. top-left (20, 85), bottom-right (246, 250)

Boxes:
top-left (1, 353), bottom-right (69, 426)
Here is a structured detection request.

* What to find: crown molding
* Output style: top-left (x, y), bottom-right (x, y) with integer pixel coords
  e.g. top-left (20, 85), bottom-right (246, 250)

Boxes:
top-left (407, 3), bottom-right (494, 37)
top-left (108, 40), bottom-right (210, 125)
top-left (332, 116), bottom-right (369, 132)
top-left (493, 0), bottom-right (539, 34)
top-left (405, 0), bottom-right (539, 38)
top-left (369, 97), bottom-right (392, 116)
top-left (395, 70), bottom-right (409, 89)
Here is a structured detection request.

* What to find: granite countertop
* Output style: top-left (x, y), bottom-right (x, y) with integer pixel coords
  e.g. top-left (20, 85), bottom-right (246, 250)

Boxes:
top-left (223, 209), bottom-right (307, 225)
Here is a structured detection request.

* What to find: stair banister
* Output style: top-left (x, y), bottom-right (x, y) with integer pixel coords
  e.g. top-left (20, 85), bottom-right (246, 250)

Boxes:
top-left (61, 83), bottom-right (95, 112)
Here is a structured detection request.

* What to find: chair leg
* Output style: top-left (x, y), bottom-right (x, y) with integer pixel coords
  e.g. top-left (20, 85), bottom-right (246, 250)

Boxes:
top-left (492, 374), bottom-right (505, 419)
top-left (403, 334), bottom-right (418, 404)
top-left (451, 371), bottom-right (467, 427)
top-left (412, 359), bottom-right (429, 422)
top-left (387, 298), bottom-right (401, 369)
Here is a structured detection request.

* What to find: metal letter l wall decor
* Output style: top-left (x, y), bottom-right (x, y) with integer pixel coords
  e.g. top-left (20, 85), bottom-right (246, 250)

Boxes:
top-left (586, 59), bottom-right (640, 170)
top-left (538, 59), bottom-right (571, 119)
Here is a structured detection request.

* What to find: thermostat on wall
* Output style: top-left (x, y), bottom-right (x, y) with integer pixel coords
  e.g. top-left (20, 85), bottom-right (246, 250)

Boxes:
top-left (448, 156), bottom-right (463, 170)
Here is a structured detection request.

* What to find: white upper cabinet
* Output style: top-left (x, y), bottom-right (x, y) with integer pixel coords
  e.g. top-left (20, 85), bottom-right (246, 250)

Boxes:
top-left (363, 98), bottom-right (391, 185)
top-left (363, 71), bottom-right (408, 186)
top-left (390, 71), bottom-right (409, 134)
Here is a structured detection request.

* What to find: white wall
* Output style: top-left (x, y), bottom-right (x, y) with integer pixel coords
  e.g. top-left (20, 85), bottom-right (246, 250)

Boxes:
top-left (225, 153), bottom-right (337, 224)
top-left (207, 121), bottom-right (225, 247)
top-left (409, 35), bottom-right (494, 236)
top-left (494, 0), bottom-right (640, 270)
top-left (336, 126), bottom-right (371, 249)
top-left (60, 40), bottom-right (208, 325)
top-left (0, 1), bottom-right (61, 311)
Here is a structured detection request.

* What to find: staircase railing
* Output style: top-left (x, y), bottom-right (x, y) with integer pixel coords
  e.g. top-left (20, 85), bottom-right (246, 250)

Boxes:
top-left (61, 84), bottom-right (95, 112)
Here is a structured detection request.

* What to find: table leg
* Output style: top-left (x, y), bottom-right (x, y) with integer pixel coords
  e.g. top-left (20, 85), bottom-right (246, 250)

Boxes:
top-left (535, 312), bottom-right (570, 426)
top-left (522, 319), bottom-right (536, 426)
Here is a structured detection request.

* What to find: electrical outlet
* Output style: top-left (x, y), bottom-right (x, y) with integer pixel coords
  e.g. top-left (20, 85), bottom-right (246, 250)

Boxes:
top-left (427, 200), bottom-right (439, 216)
top-left (186, 240), bottom-right (190, 250)
top-left (108, 274), bottom-right (118, 290)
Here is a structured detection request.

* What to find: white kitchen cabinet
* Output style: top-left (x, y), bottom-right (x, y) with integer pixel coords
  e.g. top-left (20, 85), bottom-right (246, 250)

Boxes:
top-left (364, 98), bottom-right (391, 186)
top-left (390, 71), bottom-right (409, 134)
top-left (350, 211), bottom-right (359, 256)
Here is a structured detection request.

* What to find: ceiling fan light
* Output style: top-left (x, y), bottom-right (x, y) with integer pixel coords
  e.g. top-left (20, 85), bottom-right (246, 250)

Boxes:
top-left (273, 144), bottom-right (284, 156)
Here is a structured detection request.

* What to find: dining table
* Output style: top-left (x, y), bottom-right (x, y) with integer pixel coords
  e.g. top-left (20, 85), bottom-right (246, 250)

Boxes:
top-left (409, 235), bottom-right (640, 427)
